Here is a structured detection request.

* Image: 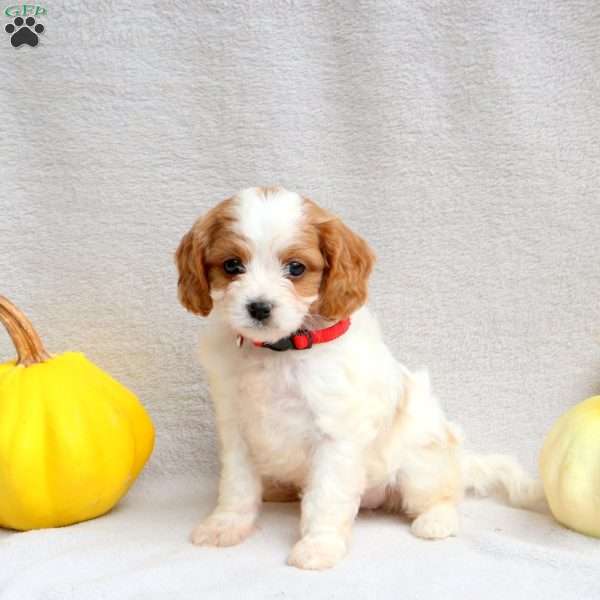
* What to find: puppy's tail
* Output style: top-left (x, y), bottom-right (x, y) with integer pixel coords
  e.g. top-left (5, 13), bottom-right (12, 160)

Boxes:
top-left (460, 453), bottom-right (546, 510)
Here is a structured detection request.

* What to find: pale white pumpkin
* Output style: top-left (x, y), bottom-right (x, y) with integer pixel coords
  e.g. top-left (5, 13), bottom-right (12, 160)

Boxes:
top-left (540, 396), bottom-right (600, 538)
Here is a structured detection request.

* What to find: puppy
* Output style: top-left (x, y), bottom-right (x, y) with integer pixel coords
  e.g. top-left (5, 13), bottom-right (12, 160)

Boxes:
top-left (175, 186), bottom-right (542, 570)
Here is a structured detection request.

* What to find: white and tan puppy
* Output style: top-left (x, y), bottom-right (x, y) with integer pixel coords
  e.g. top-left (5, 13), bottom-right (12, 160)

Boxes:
top-left (175, 186), bottom-right (541, 570)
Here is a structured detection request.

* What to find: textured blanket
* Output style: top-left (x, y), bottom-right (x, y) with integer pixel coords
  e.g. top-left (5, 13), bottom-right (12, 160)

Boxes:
top-left (1, 1), bottom-right (599, 597)
top-left (1, 476), bottom-right (600, 599)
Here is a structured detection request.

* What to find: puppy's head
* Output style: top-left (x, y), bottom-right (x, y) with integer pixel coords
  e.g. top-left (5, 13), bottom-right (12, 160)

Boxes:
top-left (175, 187), bottom-right (375, 342)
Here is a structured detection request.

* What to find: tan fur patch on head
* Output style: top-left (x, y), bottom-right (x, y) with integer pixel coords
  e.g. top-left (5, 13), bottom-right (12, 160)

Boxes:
top-left (302, 198), bottom-right (376, 320)
top-left (278, 225), bottom-right (325, 299)
top-left (175, 198), bottom-right (247, 315)
top-left (204, 227), bottom-right (250, 292)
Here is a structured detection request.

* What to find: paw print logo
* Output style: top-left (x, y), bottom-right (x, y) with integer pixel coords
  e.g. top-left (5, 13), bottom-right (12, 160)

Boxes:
top-left (5, 16), bottom-right (44, 47)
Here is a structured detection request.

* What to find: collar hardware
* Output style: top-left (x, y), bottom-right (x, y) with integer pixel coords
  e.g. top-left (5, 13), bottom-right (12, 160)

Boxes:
top-left (262, 336), bottom-right (296, 352)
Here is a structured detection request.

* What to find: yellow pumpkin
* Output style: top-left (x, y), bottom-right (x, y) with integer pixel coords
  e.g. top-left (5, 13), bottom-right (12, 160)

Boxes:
top-left (0, 296), bottom-right (154, 530)
top-left (539, 395), bottom-right (600, 538)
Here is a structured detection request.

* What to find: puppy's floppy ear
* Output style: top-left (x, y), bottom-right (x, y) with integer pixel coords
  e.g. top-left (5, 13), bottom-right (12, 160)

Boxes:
top-left (315, 215), bottom-right (376, 320)
top-left (175, 225), bottom-right (213, 316)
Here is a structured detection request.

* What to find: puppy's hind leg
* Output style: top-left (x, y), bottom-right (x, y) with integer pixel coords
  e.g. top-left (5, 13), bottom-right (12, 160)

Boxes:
top-left (410, 501), bottom-right (459, 540)
top-left (386, 447), bottom-right (463, 540)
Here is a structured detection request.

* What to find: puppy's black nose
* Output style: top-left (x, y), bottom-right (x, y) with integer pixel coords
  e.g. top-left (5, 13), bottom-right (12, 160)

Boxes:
top-left (247, 301), bottom-right (272, 322)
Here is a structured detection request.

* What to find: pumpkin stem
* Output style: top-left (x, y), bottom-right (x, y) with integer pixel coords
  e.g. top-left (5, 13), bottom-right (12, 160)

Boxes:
top-left (0, 296), bottom-right (51, 366)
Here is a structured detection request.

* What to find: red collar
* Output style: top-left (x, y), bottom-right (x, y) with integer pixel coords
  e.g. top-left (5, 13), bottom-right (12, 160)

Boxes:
top-left (239, 318), bottom-right (351, 352)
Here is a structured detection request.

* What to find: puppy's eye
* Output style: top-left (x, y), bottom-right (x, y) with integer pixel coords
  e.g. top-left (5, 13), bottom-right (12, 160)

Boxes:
top-left (286, 261), bottom-right (306, 278)
top-left (223, 258), bottom-right (245, 275)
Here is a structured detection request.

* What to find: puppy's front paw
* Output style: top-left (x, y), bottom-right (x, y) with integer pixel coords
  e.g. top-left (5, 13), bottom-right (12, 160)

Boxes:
top-left (191, 511), bottom-right (255, 547)
top-left (411, 503), bottom-right (459, 540)
top-left (287, 534), bottom-right (347, 570)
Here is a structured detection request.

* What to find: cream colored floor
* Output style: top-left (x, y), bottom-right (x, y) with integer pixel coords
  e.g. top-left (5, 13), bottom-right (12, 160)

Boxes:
top-left (1, 474), bottom-right (598, 600)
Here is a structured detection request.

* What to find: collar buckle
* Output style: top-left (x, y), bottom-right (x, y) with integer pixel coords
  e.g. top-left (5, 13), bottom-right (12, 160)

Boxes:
top-left (294, 328), bottom-right (313, 349)
top-left (262, 328), bottom-right (314, 352)
top-left (262, 335), bottom-right (295, 352)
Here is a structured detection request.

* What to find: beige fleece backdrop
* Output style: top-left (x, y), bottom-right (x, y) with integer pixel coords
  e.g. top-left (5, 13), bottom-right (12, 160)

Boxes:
top-left (1, 1), bottom-right (599, 478)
